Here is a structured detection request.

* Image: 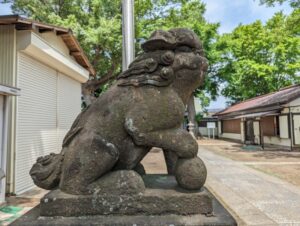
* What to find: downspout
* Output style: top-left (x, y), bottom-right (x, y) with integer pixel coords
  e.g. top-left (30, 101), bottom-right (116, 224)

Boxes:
top-left (1, 96), bottom-right (9, 202)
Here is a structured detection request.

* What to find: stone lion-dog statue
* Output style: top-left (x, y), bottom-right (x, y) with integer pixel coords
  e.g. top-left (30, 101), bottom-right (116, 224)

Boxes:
top-left (30, 28), bottom-right (208, 195)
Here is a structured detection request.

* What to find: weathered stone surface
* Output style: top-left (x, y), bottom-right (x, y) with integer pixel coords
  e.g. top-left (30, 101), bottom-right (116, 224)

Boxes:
top-left (40, 175), bottom-right (212, 217)
top-left (10, 188), bottom-right (236, 226)
top-left (30, 153), bottom-right (63, 190)
top-left (30, 28), bottom-right (209, 194)
top-left (88, 170), bottom-right (145, 195)
top-left (133, 163), bottom-right (146, 175)
top-left (175, 157), bottom-right (207, 190)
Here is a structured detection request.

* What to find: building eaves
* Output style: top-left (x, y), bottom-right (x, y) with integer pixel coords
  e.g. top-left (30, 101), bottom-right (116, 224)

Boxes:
top-left (214, 84), bottom-right (300, 118)
top-left (0, 15), bottom-right (95, 76)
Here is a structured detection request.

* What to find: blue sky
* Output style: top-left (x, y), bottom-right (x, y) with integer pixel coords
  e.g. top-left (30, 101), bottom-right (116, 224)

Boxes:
top-left (0, 1), bottom-right (292, 109)
top-left (202, 0), bottom-right (292, 34)
top-left (0, 3), bottom-right (11, 15)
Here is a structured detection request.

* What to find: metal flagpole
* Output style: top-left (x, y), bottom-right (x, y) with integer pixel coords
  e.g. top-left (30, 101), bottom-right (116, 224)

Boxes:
top-left (122, 0), bottom-right (135, 71)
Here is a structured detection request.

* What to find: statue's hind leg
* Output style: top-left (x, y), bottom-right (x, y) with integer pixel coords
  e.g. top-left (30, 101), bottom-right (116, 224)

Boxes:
top-left (59, 132), bottom-right (119, 194)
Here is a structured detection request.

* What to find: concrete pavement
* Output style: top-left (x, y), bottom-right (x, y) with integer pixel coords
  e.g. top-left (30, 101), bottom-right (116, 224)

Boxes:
top-left (198, 145), bottom-right (300, 226)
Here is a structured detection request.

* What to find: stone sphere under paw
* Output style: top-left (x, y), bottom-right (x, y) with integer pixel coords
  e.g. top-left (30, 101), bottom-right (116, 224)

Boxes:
top-left (175, 157), bottom-right (207, 190)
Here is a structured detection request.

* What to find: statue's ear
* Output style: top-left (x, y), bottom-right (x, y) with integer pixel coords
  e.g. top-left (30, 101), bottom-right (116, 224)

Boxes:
top-left (117, 51), bottom-right (175, 87)
top-left (118, 66), bottom-right (175, 87)
top-left (118, 58), bottom-right (158, 79)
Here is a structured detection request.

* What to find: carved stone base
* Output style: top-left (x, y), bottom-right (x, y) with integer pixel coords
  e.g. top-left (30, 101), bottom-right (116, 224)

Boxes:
top-left (11, 175), bottom-right (236, 226)
top-left (40, 175), bottom-right (212, 217)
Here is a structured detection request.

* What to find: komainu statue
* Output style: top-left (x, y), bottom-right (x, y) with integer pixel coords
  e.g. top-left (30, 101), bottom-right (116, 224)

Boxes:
top-left (30, 28), bottom-right (208, 195)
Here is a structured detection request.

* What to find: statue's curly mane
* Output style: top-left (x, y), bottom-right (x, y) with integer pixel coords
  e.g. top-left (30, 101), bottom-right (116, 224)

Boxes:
top-left (117, 50), bottom-right (176, 87)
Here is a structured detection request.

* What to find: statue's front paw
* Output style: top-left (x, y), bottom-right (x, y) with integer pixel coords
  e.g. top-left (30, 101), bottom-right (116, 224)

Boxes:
top-left (125, 118), bottom-right (146, 145)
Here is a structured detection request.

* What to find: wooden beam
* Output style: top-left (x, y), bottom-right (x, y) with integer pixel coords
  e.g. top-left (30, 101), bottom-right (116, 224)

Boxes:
top-left (70, 51), bottom-right (81, 56)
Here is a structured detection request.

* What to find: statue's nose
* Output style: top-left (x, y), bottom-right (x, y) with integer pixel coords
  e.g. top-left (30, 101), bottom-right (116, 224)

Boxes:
top-left (200, 56), bottom-right (208, 73)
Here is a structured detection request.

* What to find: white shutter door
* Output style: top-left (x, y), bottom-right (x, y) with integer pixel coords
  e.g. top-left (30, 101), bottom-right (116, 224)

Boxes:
top-left (279, 115), bottom-right (289, 139)
top-left (57, 73), bottom-right (81, 148)
top-left (16, 53), bottom-right (58, 194)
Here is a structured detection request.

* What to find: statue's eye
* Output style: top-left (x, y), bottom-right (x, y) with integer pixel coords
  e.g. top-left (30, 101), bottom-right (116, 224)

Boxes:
top-left (176, 46), bottom-right (192, 53)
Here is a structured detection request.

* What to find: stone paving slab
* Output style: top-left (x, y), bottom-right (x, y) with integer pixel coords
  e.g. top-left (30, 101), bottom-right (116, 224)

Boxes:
top-left (198, 146), bottom-right (300, 226)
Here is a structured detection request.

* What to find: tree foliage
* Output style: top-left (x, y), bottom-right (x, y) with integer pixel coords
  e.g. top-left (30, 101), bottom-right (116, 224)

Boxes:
top-left (259, 0), bottom-right (300, 8)
top-left (1, 0), bottom-right (220, 106)
top-left (217, 10), bottom-right (300, 103)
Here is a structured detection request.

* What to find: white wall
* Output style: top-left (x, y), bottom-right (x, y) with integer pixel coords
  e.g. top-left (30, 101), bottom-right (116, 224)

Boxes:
top-left (57, 73), bottom-right (81, 147)
top-left (279, 115), bottom-right (289, 139)
top-left (219, 133), bottom-right (241, 141)
top-left (263, 136), bottom-right (291, 147)
top-left (199, 127), bottom-right (218, 137)
top-left (15, 53), bottom-right (82, 194)
top-left (16, 53), bottom-right (58, 194)
top-left (253, 121), bottom-right (260, 145)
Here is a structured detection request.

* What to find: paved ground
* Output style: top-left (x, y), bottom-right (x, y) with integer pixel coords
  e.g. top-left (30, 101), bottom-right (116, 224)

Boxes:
top-left (0, 188), bottom-right (47, 225)
top-left (199, 139), bottom-right (300, 188)
top-left (3, 143), bottom-right (300, 225)
top-left (198, 140), bottom-right (300, 226)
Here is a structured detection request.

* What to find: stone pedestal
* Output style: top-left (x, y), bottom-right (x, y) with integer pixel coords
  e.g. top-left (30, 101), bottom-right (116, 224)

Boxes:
top-left (11, 175), bottom-right (236, 226)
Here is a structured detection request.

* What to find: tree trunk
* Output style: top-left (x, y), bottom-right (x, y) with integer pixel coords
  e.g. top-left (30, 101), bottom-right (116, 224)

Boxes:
top-left (82, 84), bottom-right (97, 106)
top-left (187, 95), bottom-right (199, 138)
top-left (81, 62), bottom-right (117, 107)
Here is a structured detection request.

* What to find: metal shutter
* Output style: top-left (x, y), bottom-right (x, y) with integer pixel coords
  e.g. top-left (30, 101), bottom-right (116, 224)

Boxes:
top-left (222, 119), bottom-right (241, 134)
top-left (57, 73), bottom-right (81, 148)
top-left (16, 53), bottom-right (58, 194)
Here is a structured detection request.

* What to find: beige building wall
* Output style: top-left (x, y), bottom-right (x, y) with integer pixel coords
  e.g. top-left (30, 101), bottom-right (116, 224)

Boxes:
top-left (0, 25), bottom-right (18, 194)
top-left (0, 25), bottom-right (88, 194)
top-left (0, 25), bottom-right (16, 86)
top-left (38, 32), bottom-right (76, 62)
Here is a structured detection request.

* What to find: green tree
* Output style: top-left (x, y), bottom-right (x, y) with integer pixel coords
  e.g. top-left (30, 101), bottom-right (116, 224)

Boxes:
top-left (259, 0), bottom-right (300, 8)
top-left (217, 10), bottom-right (300, 103)
top-left (1, 0), bottom-right (221, 136)
top-left (1, 0), bottom-right (124, 104)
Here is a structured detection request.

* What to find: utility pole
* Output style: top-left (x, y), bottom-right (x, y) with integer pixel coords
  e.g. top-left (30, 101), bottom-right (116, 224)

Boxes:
top-left (122, 0), bottom-right (135, 71)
